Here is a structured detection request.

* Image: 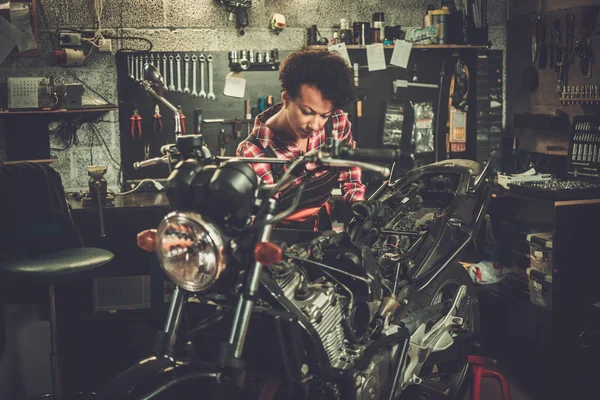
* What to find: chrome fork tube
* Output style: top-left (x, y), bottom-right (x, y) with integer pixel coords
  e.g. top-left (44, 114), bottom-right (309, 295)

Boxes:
top-left (154, 286), bottom-right (187, 357)
top-left (228, 199), bottom-right (277, 358)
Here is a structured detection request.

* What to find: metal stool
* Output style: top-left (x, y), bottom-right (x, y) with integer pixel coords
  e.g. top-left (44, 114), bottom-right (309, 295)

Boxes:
top-left (467, 355), bottom-right (512, 400)
top-left (1, 248), bottom-right (114, 400)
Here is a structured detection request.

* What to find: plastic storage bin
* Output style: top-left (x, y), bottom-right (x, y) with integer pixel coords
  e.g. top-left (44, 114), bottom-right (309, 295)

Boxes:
top-left (527, 232), bottom-right (553, 274)
top-left (528, 267), bottom-right (552, 311)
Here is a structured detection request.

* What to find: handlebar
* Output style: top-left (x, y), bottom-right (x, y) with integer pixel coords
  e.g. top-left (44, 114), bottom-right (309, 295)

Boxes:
top-left (133, 155), bottom-right (173, 170)
top-left (338, 147), bottom-right (402, 163)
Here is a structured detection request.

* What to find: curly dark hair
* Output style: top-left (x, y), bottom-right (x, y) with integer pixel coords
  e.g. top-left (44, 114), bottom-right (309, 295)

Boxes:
top-left (279, 48), bottom-right (354, 110)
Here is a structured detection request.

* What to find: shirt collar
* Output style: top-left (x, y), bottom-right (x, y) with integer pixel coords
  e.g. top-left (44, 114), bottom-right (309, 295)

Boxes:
top-left (254, 103), bottom-right (283, 149)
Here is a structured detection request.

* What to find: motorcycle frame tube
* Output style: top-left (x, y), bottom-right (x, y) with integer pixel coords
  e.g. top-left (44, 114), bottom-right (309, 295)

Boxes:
top-left (386, 337), bottom-right (410, 400)
top-left (139, 371), bottom-right (222, 400)
top-left (228, 198), bottom-right (277, 358)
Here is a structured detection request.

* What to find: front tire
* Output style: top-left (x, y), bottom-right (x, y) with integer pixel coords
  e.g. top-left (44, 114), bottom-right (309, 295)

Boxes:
top-left (401, 261), bottom-right (480, 400)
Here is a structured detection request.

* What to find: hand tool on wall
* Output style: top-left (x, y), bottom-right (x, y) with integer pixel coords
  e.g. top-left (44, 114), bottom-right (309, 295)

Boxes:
top-left (576, 6), bottom-right (597, 79)
top-left (193, 109), bottom-right (203, 136)
top-left (177, 105), bottom-right (186, 135)
top-left (176, 54), bottom-right (183, 93)
top-left (168, 55), bottom-right (176, 92)
top-left (184, 54), bottom-right (191, 94)
top-left (530, 15), bottom-right (541, 65)
top-left (551, 19), bottom-right (562, 72)
top-left (218, 129), bottom-right (231, 156)
top-left (150, 54), bottom-right (155, 66)
top-left (138, 56), bottom-right (144, 81)
top-left (258, 97), bottom-right (266, 112)
top-left (144, 54), bottom-right (149, 69)
top-left (127, 55), bottom-right (133, 79)
top-left (267, 95), bottom-right (274, 108)
top-left (153, 104), bottom-right (163, 135)
top-left (162, 55), bottom-right (168, 88)
top-left (245, 99), bottom-right (251, 135)
top-left (191, 55), bottom-right (198, 97)
top-left (134, 55), bottom-right (139, 81)
top-left (207, 54), bottom-right (216, 100)
top-left (199, 54), bottom-right (207, 98)
top-left (130, 104), bottom-right (142, 140)
top-left (155, 53), bottom-right (161, 76)
top-left (537, 18), bottom-right (547, 70)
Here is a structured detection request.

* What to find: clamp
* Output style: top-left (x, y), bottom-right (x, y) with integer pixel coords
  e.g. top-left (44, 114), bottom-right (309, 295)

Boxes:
top-left (130, 103), bottom-right (142, 140)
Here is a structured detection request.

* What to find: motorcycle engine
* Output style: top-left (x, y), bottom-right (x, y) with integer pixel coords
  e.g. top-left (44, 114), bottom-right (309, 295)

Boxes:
top-left (275, 271), bottom-right (355, 369)
top-left (273, 270), bottom-right (404, 400)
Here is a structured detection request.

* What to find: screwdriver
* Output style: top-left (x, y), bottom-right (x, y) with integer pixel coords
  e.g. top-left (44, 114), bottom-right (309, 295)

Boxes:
top-left (245, 99), bottom-right (251, 136)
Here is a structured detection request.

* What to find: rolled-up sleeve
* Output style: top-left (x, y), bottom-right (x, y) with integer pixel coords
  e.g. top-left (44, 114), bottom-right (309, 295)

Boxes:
top-left (335, 115), bottom-right (366, 204)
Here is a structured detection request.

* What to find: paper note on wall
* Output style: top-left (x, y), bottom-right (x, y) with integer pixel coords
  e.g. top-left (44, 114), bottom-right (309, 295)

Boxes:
top-left (328, 43), bottom-right (351, 67)
top-left (10, 2), bottom-right (36, 52)
top-left (390, 40), bottom-right (412, 69)
top-left (366, 43), bottom-right (386, 72)
top-left (223, 72), bottom-right (246, 98)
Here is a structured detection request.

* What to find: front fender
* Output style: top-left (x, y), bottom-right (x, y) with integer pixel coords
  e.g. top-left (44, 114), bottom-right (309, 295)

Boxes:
top-left (98, 356), bottom-right (238, 400)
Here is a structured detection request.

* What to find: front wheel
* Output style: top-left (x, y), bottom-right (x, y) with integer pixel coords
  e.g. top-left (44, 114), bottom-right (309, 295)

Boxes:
top-left (400, 261), bottom-right (480, 400)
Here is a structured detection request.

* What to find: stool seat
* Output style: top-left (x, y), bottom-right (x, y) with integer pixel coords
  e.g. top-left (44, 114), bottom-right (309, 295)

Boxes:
top-left (0, 247), bottom-right (114, 284)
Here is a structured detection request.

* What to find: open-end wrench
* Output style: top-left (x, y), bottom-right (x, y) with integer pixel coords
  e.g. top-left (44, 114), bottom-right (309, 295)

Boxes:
top-left (127, 55), bottom-right (132, 79)
top-left (191, 55), bottom-right (198, 97)
top-left (162, 55), bottom-right (167, 88)
top-left (155, 53), bottom-right (161, 76)
top-left (150, 54), bottom-right (155, 66)
top-left (184, 54), bottom-right (190, 95)
top-left (134, 55), bottom-right (140, 81)
top-left (176, 54), bottom-right (183, 93)
top-left (199, 54), bottom-right (206, 98)
top-left (139, 55), bottom-right (144, 80)
top-left (207, 54), bottom-right (215, 100)
top-left (144, 54), bottom-right (149, 70)
top-left (168, 55), bottom-right (176, 92)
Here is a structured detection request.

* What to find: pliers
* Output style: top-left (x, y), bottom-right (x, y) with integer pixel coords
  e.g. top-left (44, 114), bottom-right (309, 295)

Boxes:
top-left (130, 103), bottom-right (142, 140)
top-left (153, 104), bottom-right (163, 134)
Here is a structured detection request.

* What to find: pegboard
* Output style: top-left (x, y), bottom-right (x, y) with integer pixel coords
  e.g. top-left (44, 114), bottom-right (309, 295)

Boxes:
top-left (116, 51), bottom-right (290, 186)
top-left (115, 48), bottom-right (483, 188)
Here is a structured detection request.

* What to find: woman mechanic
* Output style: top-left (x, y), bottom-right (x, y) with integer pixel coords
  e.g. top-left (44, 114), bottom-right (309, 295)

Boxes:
top-left (236, 48), bottom-right (368, 231)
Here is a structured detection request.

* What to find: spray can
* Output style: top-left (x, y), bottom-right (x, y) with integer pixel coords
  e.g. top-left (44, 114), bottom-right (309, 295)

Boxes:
top-left (372, 12), bottom-right (385, 43)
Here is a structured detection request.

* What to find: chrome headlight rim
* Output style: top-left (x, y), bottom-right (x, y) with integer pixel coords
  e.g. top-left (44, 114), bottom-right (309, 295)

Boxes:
top-left (156, 211), bottom-right (226, 292)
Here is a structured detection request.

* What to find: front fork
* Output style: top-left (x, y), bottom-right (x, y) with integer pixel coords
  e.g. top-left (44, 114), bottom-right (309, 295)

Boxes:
top-left (153, 285), bottom-right (188, 357)
top-left (227, 199), bottom-right (277, 359)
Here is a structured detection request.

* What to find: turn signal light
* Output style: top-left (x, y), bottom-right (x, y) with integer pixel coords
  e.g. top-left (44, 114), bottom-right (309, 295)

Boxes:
top-left (137, 229), bottom-right (157, 252)
top-left (254, 242), bottom-right (283, 265)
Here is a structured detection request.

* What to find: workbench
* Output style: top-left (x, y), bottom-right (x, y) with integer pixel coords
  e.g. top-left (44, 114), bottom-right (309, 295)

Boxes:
top-left (483, 188), bottom-right (600, 399)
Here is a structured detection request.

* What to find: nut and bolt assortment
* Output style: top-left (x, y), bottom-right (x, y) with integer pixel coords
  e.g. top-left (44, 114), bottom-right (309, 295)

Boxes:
top-left (228, 49), bottom-right (279, 71)
top-left (560, 85), bottom-right (600, 105)
top-left (126, 53), bottom-right (216, 100)
top-left (571, 121), bottom-right (600, 163)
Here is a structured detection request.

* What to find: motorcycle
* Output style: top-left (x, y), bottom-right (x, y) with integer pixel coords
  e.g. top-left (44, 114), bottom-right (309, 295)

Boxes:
top-left (99, 64), bottom-right (494, 400)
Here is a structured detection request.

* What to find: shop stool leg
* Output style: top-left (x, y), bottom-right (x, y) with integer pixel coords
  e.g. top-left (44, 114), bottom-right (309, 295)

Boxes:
top-left (482, 369), bottom-right (512, 400)
top-left (467, 355), bottom-right (512, 400)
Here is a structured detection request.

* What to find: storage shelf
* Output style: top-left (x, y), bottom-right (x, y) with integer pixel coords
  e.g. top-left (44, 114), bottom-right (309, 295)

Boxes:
top-left (0, 105), bottom-right (117, 116)
top-left (559, 98), bottom-right (600, 103)
top-left (309, 44), bottom-right (489, 49)
top-left (2, 159), bottom-right (57, 165)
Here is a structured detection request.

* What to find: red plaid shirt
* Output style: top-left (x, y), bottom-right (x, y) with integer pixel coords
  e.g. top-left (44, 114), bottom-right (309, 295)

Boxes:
top-left (236, 103), bottom-right (366, 205)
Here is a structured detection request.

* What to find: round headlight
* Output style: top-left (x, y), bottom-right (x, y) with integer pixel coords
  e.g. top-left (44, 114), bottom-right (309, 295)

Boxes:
top-left (156, 212), bottom-right (226, 292)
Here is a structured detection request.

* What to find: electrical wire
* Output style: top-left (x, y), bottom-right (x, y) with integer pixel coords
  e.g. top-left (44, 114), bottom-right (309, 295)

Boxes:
top-left (111, 178), bottom-right (162, 196)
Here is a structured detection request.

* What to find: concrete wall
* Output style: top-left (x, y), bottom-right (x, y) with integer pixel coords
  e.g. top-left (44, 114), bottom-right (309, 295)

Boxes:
top-left (0, 0), bottom-right (507, 190)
